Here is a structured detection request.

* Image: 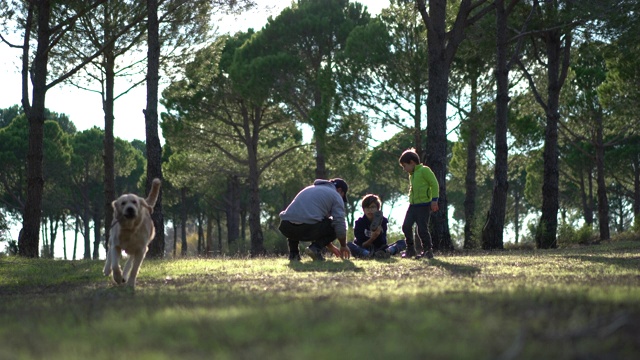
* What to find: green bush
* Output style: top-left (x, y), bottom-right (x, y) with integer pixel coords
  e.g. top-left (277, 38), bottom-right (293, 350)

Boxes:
top-left (558, 223), bottom-right (595, 245)
top-left (262, 229), bottom-right (288, 255)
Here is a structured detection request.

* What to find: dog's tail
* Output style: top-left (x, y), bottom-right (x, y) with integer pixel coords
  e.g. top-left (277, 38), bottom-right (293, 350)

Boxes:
top-left (145, 178), bottom-right (162, 210)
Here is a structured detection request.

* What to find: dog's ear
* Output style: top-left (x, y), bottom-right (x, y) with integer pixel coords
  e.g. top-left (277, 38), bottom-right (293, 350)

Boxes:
top-left (112, 198), bottom-right (122, 217)
top-left (140, 197), bottom-right (154, 214)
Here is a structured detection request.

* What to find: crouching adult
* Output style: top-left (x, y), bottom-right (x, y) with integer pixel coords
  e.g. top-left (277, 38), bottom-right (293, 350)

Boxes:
top-left (278, 178), bottom-right (351, 261)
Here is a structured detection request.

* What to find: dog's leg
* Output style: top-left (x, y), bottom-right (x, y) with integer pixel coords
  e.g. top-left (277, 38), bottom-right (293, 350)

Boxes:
top-left (122, 254), bottom-right (134, 282)
top-left (103, 246), bottom-right (112, 277)
top-left (111, 247), bottom-right (124, 284)
top-left (125, 249), bottom-right (147, 288)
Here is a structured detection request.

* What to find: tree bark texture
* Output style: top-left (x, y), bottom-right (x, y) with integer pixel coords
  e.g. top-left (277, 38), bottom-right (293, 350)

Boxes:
top-left (145, 0), bottom-right (165, 258)
top-left (103, 3), bottom-right (116, 254)
top-left (180, 187), bottom-right (187, 256)
top-left (634, 154), bottom-right (640, 217)
top-left (424, 0), bottom-right (453, 251)
top-left (482, 0), bottom-right (509, 250)
top-left (536, 31), bottom-right (563, 249)
top-left (92, 214), bottom-right (101, 259)
top-left (226, 176), bottom-right (241, 246)
top-left (20, 0), bottom-right (51, 258)
top-left (579, 170), bottom-right (594, 225)
top-left (246, 107), bottom-right (266, 256)
top-left (463, 74), bottom-right (479, 249)
top-left (595, 111), bottom-right (610, 240)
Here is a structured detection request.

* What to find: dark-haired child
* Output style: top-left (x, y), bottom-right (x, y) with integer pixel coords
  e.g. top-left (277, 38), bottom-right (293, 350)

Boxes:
top-left (347, 194), bottom-right (406, 259)
top-left (398, 148), bottom-right (439, 259)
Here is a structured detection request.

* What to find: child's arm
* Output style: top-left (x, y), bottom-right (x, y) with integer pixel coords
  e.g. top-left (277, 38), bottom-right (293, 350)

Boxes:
top-left (362, 226), bottom-right (381, 247)
top-left (424, 167), bottom-right (440, 212)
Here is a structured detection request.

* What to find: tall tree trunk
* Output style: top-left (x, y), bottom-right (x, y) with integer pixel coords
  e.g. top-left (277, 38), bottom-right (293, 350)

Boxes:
top-left (424, 0), bottom-right (453, 251)
top-left (103, 3), bottom-right (116, 252)
top-left (217, 215), bottom-right (223, 254)
top-left (62, 216), bottom-right (68, 260)
top-left (413, 89), bottom-right (424, 160)
top-left (73, 216), bottom-right (79, 260)
top-left (529, 0), bottom-right (573, 248)
top-left (226, 175), bottom-right (241, 247)
top-left (180, 187), bottom-right (187, 256)
top-left (206, 213), bottom-right (213, 257)
top-left (595, 111), bottom-right (610, 240)
top-left (49, 217), bottom-right (58, 258)
top-left (41, 221), bottom-right (48, 257)
top-left (513, 187), bottom-right (521, 244)
top-left (83, 215), bottom-right (91, 259)
top-left (145, 0), bottom-right (165, 258)
top-left (82, 167), bottom-right (91, 259)
top-left (314, 124), bottom-right (327, 180)
top-left (416, 0), bottom-right (492, 251)
top-left (247, 109), bottom-right (266, 256)
top-left (633, 153), bottom-right (640, 217)
top-left (93, 213), bottom-right (101, 259)
top-left (579, 169), bottom-right (594, 225)
top-left (463, 74), bottom-right (479, 249)
top-left (197, 214), bottom-right (204, 255)
top-left (173, 214), bottom-right (178, 257)
top-left (536, 30), bottom-right (564, 249)
top-left (482, 0), bottom-right (509, 250)
top-left (19, 1), bottom-right (50, 258)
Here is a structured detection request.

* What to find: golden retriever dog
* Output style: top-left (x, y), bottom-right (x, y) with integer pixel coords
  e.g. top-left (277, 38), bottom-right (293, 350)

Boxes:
top-left (103, 178), bottom-right (161, 288)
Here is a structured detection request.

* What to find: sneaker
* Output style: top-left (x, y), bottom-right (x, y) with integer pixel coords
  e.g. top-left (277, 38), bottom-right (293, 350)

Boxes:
top-left (374, 249), bottom-right (391, 259)
top-left (288, 253), bottom-right (301, 261)
top-left (370, 210), bottom-right (383, 231)
top-left (304, 245), bottom-right (325, 261)
top-left (401, 247), bottom-right (417, 259)
top-left (416, 249), bottom-right (434, 259)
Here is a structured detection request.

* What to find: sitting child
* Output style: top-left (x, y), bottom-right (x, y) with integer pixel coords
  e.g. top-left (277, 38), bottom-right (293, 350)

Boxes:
top-left (347, 194), bottom-right (406, 259)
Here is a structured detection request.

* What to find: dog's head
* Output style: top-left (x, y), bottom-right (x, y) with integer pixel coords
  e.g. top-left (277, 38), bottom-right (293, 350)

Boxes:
top-left (112, 194), bottom-right (153, 224)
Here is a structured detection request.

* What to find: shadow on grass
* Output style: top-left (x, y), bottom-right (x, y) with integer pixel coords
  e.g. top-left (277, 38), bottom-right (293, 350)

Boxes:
top-left (564, 255), bottom-right (640, 271)
top-left (428, 258), bottom-right (481, 276)
top-left (286, 259), bottom-right (364, 273)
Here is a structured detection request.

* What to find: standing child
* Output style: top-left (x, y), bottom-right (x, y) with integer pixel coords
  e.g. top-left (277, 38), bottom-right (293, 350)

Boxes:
top-left (399, 148), bottom-right (439, 259)
top-left (347, 194), bottom-right (406, 259)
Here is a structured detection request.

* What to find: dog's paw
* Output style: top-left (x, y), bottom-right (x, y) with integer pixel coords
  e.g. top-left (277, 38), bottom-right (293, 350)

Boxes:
top-left (112, 271), bottom-right (124, 284)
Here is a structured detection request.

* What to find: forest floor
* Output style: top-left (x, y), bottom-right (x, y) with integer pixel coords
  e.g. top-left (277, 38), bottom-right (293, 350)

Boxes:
top-left (1, 238), bottom-right (639, 359)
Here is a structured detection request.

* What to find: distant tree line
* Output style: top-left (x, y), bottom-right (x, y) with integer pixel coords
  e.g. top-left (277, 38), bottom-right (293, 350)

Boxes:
top-left (1, 0), bottom-right (639, 258)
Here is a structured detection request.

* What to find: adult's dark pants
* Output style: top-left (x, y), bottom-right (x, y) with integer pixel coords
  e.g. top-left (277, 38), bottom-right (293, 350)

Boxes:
top-left (401, 204), bottom-right (433, 250)
top-left (279, 218), bottom-right (336, 255)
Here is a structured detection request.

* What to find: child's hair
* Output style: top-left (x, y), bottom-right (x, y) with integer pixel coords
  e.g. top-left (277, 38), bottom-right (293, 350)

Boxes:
top-left (399, 148), bottom-right (420, 164)
top-left (361, 194), bottom-right (382, 209)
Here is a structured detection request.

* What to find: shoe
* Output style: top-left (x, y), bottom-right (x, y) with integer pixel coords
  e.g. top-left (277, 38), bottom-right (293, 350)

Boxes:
top-left (401, 247), bottom-right (416, 259)
top-left (288, 253), bottom-right (301, 261)
top-left (370, 210), bottom-right (383, 231)
top-left (374, 249), bottom-right (391, 259)
top-left (304, 245), bottom-right (325, 261)
top-left (416, 249), bottom-right (434, 259)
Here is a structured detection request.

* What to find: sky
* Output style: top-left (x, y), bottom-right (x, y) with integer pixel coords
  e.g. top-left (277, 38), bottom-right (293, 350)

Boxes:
top-left (0, 1), bottom-right (398, 258)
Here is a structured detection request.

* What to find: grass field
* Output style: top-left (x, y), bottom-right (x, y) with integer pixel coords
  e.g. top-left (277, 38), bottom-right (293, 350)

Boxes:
top-left (1, 240), bottom-right (639, 360)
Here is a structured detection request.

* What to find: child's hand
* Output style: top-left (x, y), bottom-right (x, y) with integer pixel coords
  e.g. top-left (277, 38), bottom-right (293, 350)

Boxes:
top-left (431, 201), bottom-right (439, 212)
